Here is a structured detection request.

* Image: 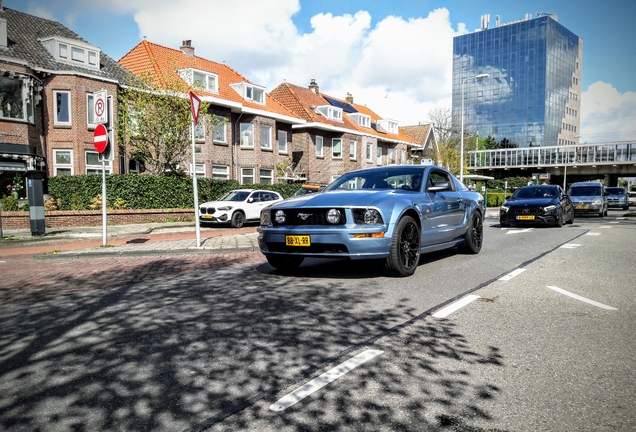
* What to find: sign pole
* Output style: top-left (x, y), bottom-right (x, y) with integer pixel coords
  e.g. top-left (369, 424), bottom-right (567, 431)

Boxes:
top-left (102, 157), bottom-right (107, 245)
top-left (189, 92), bottom-right (202, 248)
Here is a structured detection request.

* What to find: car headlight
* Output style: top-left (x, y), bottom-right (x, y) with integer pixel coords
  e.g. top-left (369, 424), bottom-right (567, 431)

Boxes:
top-left (592, 200), bottom-right (601, 205)
top-left (363, 209), bottom-right (383, 224)
top-left (326, 208), bottom-right (342, 224)
top-left (275, 210), bottom-right (286, 224)
top-left (217, 206), bottom-right (233, 211)
top-left (543, 205), bottom-right (557, 212)
top-left (260, 209), bottom-right (272, 226)
top-left (500, 205), bottom-right (509, 213)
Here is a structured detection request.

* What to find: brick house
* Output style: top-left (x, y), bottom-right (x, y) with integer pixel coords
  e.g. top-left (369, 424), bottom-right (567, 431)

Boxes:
top-left (0, 3), bottom-right (133, 192)
top-left (118, 39), bottom-right (306, 184)
top-left (268, 80), bottom-right (421, 184)
top-left (400, 123), bottom-right (439, 162)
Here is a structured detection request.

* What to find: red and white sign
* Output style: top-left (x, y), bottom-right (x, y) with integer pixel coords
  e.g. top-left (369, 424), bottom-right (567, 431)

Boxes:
top-left (189, 91), bottom-right (201, 124)
top-left (93, 123), bottom-right (108, 153)
top-left (93, 90), bottom-right (107, 124)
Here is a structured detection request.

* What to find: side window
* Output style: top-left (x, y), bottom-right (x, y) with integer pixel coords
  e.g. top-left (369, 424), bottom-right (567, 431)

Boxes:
top-left (428, 171), bottom-right (453, 190)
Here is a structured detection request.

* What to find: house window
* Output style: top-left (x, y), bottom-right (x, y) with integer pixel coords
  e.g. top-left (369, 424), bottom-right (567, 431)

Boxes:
top-left (86, 93), bottom-right (96, 127)
top-left (42, 37), bottom-right (100, 70)
top-left (317, 105), bottom-right (343, 121)
top-left (86, 151), bottom-right (111, 174)
top-left (231, 82), bottom-right (266, 104)
top-left (376, 147), bottom-right (383, 165)
top-left (59, 43), bottom-right (68, 59)
top-left (194, 163), bottom-right (206, 178)
top-left (387, 148), bottom-right (396, 165)
top-left (260, 168), bottom-right (273, 184)
top-left (332, 138), bottom-right (342, 159)
top-left (54, 90), bottom-right (71, 126)
top-left (240, 123), bottom-right (254, 147)
top-left (128, 159), bottom-right (143, 173)
top-left (213, 115), bottom-right (227, 143)
top-left (278, 130), bottom-right (288, 153)
top-left (54, 149), bottom-right (73, 176)
top-left (348, 113), bottom-right (370, 128)
top-left (71, 47), bottom-right (85, 63)
top-left (241, 168), bottom-right (254, 184)
top-left (194, 118), bottom-right (205, 141)
top-left (260, 125), bottom-right (272, 149)
top-left (0, 76), bottom-right (26, 120)
top-left (88, 51), bottom-right (97, 65)
top-left (349, 139), bottom-right (356, 160)
top-left (192, 70), bottom-right (218, 93)
top-left (366, 143), bottom-right (373, 162)
top-left (377, 119), bottom-right (398, 134)
top-left (316, 135), bottom-right (324, 157)
top-left (212, 165), bottom-right (229, 180)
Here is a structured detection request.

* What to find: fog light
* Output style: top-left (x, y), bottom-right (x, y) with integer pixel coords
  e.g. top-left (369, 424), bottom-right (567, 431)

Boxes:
top-left (275, 210), bottom-right (286, 224)
top-left (326, 208), bottom-right (341, 224)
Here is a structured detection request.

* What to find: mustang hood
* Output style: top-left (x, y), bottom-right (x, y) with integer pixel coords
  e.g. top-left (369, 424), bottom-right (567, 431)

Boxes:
top-left (274, 189), bottom-right (401, 209)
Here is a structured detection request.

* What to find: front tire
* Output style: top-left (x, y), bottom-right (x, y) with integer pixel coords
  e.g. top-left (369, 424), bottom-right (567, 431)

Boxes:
top-left (384, 216), bottom-right (420, 277)
top-left (266, 255), bottom-right (304, 271)
top-left (460, 212), bottom-right (483, 254)
top-left (555, 211), bottom-right (564, 227)
top-left (231, 211), bottom-right (245, 228)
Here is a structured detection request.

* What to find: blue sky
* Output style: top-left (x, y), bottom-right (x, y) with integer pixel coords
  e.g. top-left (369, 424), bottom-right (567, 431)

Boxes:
top-left (6, 0), bottom-right (636, 142)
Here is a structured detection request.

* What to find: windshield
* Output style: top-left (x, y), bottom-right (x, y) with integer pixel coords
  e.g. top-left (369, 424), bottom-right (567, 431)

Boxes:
top-left (606, 187), bottom-right (625, 195)
top-left (569, 186), bottom-right (602, 196)
top-left (512, 186), bottom-right (558, 199)
top-left (325, 168), bottom-right (425, 192)
top-left (219, 191), bottom-right (251, 202)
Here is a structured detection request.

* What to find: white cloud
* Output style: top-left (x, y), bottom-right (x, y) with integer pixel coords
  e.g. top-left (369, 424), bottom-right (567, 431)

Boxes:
top-left (581, 82), bottom-right (636, 143)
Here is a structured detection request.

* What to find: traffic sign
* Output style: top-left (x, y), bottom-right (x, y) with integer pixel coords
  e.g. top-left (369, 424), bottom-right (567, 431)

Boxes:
top-left (93, 123), bottom-right (108, 153)
top-left (93, 90), bottom-right (107, 124)
top-left (189, 91), bottom-right (201, 124)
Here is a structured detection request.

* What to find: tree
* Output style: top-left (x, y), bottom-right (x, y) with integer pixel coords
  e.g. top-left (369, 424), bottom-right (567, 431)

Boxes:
top-left (484, 135), bottom-right (499, 149)
top-left (117, 69), bottom-right (216, 175)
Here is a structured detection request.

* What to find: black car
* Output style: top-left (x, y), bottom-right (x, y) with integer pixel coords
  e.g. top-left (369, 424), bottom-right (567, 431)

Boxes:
top-left (500, 185), bottom-right (574, 227)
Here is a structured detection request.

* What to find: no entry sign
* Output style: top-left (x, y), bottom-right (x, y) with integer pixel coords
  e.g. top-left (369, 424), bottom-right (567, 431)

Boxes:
top-left (93, 123), bottom-right (108, 153)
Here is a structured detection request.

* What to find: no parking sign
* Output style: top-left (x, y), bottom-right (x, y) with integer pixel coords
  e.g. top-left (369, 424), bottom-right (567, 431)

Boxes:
top-left (93, 90), bottom-right (107, 124)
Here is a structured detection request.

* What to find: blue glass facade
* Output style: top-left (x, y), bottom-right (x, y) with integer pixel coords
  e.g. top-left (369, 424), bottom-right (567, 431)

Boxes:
top-left (452, 15), bottom-right (582, 148)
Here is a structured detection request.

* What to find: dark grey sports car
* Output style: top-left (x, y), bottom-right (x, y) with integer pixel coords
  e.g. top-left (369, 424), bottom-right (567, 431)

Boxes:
top-left (257, 165), bottom-right (485, 277)
top-left (499, 185), bottom-right (574, 227)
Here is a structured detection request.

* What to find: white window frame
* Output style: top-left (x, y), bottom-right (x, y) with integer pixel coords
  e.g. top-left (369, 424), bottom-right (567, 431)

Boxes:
top-left (349, 139), bottom-right (356, 160)
top-left (366, 143), bottom-right (373, 162)
top-left (195, 163), bottom-right (206, 178)
top-left (332, 138), bottom-right (342, 159)
top-left (85, 150), bottom-right (111, 174)
top-left (53, 90), bottom-right (72, 126)
top-left (213, 115), bottom-right (227, 143)
top-left (316, 135), bottom-right (324, 157)
top-left (212, 164), bottom-right (229, 180)
top-left (316, 105), bottom-right (343, 121)
top-left (278, 130), bottom-right (288, 154)
top-left (377, 119), bottom-right (398, 135)
top-left (259, 168), bottom-right (273, 185)
top-left (230, 82), bottom-right (266, 104)
top-left (348, 113), bottom-right (371, 128)
top-left (387, 148), bottom-right (396, 165)
top-left (260, 124), bottom-right (272, 150)
top-left (86, 93), bottom-right (96, 128)
top-left (53, 149), bottom-right (73, 176)
top-left (192, 69), bottom-right (218, 93)
top-left (240, 123), bottom-right (254, 148)
top-left (241, 167), bottom-right (255, 184)
top-left (376, 147), bottom-right (383, 165)
top-left (194, 118), bottom-right (205, 142)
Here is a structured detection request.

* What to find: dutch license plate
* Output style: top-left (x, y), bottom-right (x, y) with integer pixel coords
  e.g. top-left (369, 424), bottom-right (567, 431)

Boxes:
top-left (516, 215), bottom-right (534, 220)
top-left (576, 205), bottom-right (588, 210)
top-left (202, 215), bottom-right (213, 219)
top-left (286, 235), bottom-right (311, 246)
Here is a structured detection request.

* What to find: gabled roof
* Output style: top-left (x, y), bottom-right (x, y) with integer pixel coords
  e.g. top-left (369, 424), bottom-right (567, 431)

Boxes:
top-left (0, 7), bottom-right (133, 84)
top-left (401, 124), bottom-right (435, 147)
top-left (269, 82), bottom-right (419, 147)
top-left (118, 40), bottom-right (301, 122)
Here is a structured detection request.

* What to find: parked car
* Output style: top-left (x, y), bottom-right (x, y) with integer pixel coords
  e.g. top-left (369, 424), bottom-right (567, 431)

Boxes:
top-left (568, 181), bottom-right (608, 217)
top-left (605, 186), bottom-right (629, 210)
top-left (257, 165), bottom-right (485, 277)
top-left (200, 189), bottom-right (284, 228)
top-left (499, 185), bottom-right (574, 227)
top-left (292, 183), bottom-right (328, 198)
top-left (628, 192), bottom-right (636, 207)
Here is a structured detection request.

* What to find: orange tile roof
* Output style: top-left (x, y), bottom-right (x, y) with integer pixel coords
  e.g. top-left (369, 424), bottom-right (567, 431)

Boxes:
top-left (401, 124), bottom-right (433, 144)
top-left (118, 40), bottom-right (298, 120)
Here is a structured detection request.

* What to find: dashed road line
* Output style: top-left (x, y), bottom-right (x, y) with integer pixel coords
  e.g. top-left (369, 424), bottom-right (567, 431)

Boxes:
top-left (432, 295), bottom-right (480, 318)
top-left (584, 232), bottom-right (601, 236)
top-left (599, 226), bottom-right (613, 229)
top-left (270, 349), bottom-right (384, 411)
top-left (499, 268), bottom-right (526, 281)
top-left (505, 228), bottom-right (534, 235)
top-left (560, 244), bottom-right (581, 249)
top-left (546, 286), bottom-right (617, 310)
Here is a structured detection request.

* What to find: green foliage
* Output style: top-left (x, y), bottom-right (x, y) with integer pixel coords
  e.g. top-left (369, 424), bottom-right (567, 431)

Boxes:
top-left (486, 192), bottom-right (507, 207)
top-left (1, 194), bottom-right (18, 211)
top-left (484, 135), bottom-right (499, 149)
top-left (486, 176), bottom-right (531, 191)
top-left (47, 174), bottom-right (304, 210)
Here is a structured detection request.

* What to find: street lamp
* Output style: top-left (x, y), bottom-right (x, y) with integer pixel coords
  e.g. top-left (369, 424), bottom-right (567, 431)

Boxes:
top-left (460, 73), bottom-right (489, 184)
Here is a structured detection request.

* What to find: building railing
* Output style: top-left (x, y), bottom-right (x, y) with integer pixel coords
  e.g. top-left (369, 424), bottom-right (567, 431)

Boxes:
top-left (468, 141), bottom-right (636, 169)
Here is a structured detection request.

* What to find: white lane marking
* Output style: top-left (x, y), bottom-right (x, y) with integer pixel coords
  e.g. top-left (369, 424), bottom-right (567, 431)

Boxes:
top-left (432, 295), bottom-right (480, 318)
top-left (270, 349), bottom-right (384, 411)
top-left (505, 228), bottom-right (534, 235)
top-left (560, 244), bottom-right (581, 249)
top-left (546, 286), bottom-right (617, 310)
top-left (608, 221), bottom-right (619, 224)
top-left (584, 232), bottom-right (601, 236)
top-left (499, 268), bottom-right (526, 281)
top-left (599, 226), bottom-right (613, 229)
top-left (0, 261), bottom-right (6, 264)
top-left (616, 217), bottom-right (626, 220)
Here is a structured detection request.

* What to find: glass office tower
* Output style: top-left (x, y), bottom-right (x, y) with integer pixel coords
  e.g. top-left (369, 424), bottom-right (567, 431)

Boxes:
top-left (452, 14), bottom-right (582, 148)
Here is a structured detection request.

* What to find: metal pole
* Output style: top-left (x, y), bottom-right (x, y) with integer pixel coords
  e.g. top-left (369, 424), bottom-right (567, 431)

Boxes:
top-left (460, 79), bottom-right (465, 184)
top-left (563, 164), bottom-right (567, 190)
top-left (102, 157), bottom-right (107, 246)
top-left (192, 122), bottom-right (201, 248)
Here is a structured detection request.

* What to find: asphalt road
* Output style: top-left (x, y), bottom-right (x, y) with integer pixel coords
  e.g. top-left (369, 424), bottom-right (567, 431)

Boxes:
top-left (0, 210), bottom-right (634, 431)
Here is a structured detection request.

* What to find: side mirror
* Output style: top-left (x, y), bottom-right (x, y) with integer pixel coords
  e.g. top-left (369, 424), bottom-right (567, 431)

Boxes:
top-left (247, 197), bottom-right (254, 203)
top-left (505, 195), bottom-right (511, 200)
top-left (427, 181), bottom-right (451, 192)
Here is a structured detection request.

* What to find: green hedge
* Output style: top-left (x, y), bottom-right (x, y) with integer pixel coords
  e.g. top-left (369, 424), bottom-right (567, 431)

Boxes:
top-left (485, 192), bottom-right (507, 208)
top-left (47, 174), bottom-right (303, 210)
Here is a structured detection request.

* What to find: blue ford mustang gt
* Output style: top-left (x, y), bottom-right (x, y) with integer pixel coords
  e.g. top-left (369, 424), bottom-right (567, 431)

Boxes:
top-left (257, 165), bottom-right (485, 277)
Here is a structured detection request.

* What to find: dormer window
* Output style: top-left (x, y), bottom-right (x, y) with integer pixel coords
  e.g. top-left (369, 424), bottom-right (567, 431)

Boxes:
top-left (40, 36), bottom-right (100, 71)
top-left (348, 112), bottom-right (371, 128)
top-left (316, 105), bottom-right (343, 122)
top-left (178, 68), bottom-right (218, 93)
top-left (230, 82), bottom-right (266, 104)
top-left (377, 118), bottom-right (398, 135)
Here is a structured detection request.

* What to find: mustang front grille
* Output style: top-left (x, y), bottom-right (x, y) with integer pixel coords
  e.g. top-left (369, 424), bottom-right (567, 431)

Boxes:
top-left (272, 208), bottom-right (347, 226)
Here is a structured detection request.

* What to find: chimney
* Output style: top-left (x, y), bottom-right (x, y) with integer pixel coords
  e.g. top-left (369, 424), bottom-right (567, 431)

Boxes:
top-left (180, 40), bottom-right (194, 58)
top-left (346, 92), bottom-right (354, 104)
top-left (308, 79), bottom-right (319, 94)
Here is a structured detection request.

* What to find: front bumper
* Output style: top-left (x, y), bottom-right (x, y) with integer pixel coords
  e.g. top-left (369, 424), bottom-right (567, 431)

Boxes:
top-left (500, 213), bottom-right (559, 225)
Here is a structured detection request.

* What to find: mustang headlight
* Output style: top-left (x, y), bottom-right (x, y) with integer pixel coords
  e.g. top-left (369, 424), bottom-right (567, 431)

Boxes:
top-left (363, 209), bottom-right (383, 224)
top-left (326, 208), bottom-right (342, 224)
top-left (275, 210), bottom-right (286, 224)
top-left (260, 209), bottom-right (272, 226)
top-left (543, 205), bottom-right (557, 212)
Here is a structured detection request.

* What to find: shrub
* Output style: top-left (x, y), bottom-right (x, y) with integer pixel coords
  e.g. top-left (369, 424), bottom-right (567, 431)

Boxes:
top-left (70, 193), bottom-right (85, 210)
top-left (89, 194), bottom-right (103, 210)
top-left (111, 197), bottom-right (127, 210)
top-left (44, 197), bottom-right (61, 211)
top-left (1, 194), bottom-right (18, 211)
